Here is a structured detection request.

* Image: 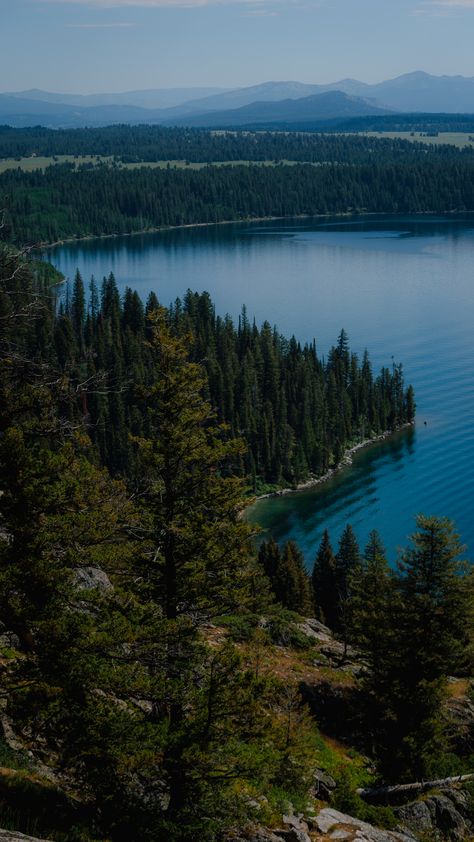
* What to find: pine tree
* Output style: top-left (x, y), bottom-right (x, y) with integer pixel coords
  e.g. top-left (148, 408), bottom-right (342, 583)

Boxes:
top-left (258, 538), bottom-right (281, 589)
top-left (71, 269), bottom-right (85, 351)
top-left (312, 529), bottom-right (338, 627)
top-left (369, 516), bottom-right (471, 782)
top-left (334, 524), bottom-right (361, 656)
top-left (133, 308), bottom-right (270, 833)
top-left (278, 541), bottom-right (313, 615)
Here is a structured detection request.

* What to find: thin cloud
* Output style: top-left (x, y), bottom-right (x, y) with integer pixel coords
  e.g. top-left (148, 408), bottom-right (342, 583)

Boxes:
top-left (242, 7), bottom-right (278, 14)
top-left (413, 0), bottom-right (474, 15)
top-left (41, 0), bottom-right (255, 6)
top-left (419, 0), bottom-right (474, 8)
top-left (39, 0), bottom-right (303, 8)
top-left (66, 20), bottom-right (138, 25)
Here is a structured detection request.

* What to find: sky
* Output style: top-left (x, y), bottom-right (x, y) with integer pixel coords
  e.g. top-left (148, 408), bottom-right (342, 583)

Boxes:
top-left (2, 0), bottom-right (474, 93)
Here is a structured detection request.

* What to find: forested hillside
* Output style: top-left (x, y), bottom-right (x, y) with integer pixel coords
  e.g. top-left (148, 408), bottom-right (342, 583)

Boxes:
top-left (2, 127), bottom-right (474, 246)
top-left (0, 239), bottom-right (472, 842)
top-left (1, 123), bottom-right (474, 162)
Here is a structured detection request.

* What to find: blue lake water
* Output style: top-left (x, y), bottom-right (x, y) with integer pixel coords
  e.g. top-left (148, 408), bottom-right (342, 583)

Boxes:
top-left (45, 214), bottom-right (474, 565)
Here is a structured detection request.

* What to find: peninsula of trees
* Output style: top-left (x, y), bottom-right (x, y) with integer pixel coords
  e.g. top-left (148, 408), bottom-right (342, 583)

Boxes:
top-left (52, 273), bottom-right (414, 491)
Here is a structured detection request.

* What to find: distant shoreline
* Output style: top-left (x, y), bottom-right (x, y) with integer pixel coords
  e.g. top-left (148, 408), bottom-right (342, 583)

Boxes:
top-left (37, 213), bottom-right (323, 250)
top-left (250, 422), bottom-right (415, 504)
top-left (35, 209), bottom-right (471, 252)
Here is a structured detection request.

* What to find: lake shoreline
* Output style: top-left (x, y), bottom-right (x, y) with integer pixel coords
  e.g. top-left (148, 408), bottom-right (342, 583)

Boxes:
top-left (36, 209), bottom-right (473, 251)
top-left (251, 422), bottom-right (415, 503)
top-left (37, 213), bottom-right (338, 250)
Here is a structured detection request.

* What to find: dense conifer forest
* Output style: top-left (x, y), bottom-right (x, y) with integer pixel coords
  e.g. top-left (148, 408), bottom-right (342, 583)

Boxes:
top-left (1, 123), bottom-right (474, 162)
top-left (48, 270), bottom-right (414, 490)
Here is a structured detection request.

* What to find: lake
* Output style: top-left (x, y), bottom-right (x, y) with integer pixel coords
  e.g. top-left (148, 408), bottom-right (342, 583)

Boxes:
top-left (45, 214), bottom-right (474, 565)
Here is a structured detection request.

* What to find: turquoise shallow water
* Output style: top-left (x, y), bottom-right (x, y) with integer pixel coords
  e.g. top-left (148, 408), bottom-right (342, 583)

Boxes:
top-left (45, 214), bottom-right (474, 565)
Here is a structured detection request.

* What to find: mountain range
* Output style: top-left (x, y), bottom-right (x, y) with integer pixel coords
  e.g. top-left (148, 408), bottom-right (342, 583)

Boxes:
top-left (170, 91), bottom-right (390, 128)
top-left (2, 72), bottom-right (474, 129)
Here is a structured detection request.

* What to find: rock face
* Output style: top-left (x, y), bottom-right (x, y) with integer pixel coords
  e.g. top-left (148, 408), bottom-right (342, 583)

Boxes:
top-left (395, 788), bottom-right (473, 841)
top-left (0, 832), bottom-right (52, 842)
top-left (312, 808), bottom-right (416, 841)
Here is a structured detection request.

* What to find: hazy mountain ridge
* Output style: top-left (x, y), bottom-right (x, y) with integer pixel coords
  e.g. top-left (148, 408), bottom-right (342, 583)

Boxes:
top-left (169, 91), bottom-right (391, 128)
top-left (5, 86), bottom-right (228, 110)
top-left (2, 72), bottom-right (474, 128)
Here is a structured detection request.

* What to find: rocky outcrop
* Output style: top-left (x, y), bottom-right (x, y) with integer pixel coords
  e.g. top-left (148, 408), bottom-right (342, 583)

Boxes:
top-left (311, 808), bottom-right (416, 841)
top-left (395, 788), bottom-right (473, 841)
top-left (226, 810), bottom-right (417, 842)
top-left (297, 619), bottom-right (333, 644)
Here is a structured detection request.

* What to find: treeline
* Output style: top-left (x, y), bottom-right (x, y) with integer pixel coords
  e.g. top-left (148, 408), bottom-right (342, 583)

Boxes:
top-left (259, 517), bottom-right (473, 782)
top-left (1, 123), bottom-right (473, 164)
top-left (52, 272), bottom-right (414, 488)
top-left (4, 157), bottom-right (474, 245)
top-left (329, 112), bottom-right (474, 133)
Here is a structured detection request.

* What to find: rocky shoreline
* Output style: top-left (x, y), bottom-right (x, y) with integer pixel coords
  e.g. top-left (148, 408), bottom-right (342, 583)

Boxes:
top-left (253, 422), bottom-right (415, 502)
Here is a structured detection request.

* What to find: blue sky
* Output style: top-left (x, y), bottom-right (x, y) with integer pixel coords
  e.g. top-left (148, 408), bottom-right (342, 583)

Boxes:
top-left (2, 0), bottom-right (474, 93)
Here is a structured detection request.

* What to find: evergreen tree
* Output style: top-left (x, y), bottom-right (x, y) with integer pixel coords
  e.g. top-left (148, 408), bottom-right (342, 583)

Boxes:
top-left (369, 516), bottom-right (471, 782)
top-left (312, 529), bottom-right (338, 627)
top-left (334, 524), bottom-right (361, 656)
top-left (258, 537), bottom-right (281, 588)
top-left (278, 541), bottom-right (313, 615)
top-left (133, 308), bottom-right (272, 835)
top-left (71, 269), bottom-right (85, 351)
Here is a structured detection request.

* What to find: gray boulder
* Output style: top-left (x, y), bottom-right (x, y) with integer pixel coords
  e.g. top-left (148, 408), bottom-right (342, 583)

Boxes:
top-left (297, 618), bottom-right (333, 642)
top-left (312, 767), bottom-right (337, 800)
top-left (312, 808), bottom-right (416, 840)
top-left (0, 630), bottom-right (20, 649)
top-left (73, 566), bottom-right (112, 592)
top-left (395, 799), bottom-right (434, 833)
top-left (429, 794), bottom-right (467, 839)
